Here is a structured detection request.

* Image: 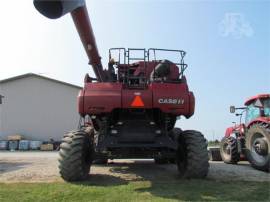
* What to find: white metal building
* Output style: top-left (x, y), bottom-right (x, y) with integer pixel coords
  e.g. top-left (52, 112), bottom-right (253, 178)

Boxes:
top-left (0, 73), bottom-right (82, 141)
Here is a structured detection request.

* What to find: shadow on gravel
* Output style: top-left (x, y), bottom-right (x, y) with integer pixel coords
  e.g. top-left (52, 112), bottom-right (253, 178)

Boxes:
top-left (0, 161), bottom-right (32, 174)
top-left (71, 174), bottom-right (128, 186)
top-left (71, 160), bottom-right (177, 187)
top-left (108, 161), bottom-right (178, 181)
top-left (73, 160), bottom-right (270, 201)
top-left (109, 161), bottom-right (269, 201)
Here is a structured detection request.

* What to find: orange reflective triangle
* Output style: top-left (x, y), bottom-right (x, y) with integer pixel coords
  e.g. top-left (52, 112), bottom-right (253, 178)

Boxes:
top-left (131, 95), bottom-right (144, 107)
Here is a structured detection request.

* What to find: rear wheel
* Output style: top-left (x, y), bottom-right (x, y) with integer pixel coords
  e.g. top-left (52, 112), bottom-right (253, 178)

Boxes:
top-left (220, 136), bottom-right (240, 164)
top-left (170, 128), bottom-right (182, 141)
top-left (176, 130), bottom-right (209, 178)
top-left (58, 129), bottom-right (94, 181)
top-left (245, 123), bottom-right (270, 172)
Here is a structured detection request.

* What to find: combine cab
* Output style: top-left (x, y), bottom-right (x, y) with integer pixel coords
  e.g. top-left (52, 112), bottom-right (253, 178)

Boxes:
top-left (33, 0), bottom-right (209, 181)
top-left (221, 94), bottom-right (270, 171)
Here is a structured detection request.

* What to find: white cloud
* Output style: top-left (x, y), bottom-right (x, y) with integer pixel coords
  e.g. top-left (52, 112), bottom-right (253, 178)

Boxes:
top-left (219, 13), bottom-right (254, 39)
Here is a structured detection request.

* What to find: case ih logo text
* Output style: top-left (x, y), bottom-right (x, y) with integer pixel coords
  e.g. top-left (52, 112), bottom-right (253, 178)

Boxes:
top-left (158, 98), bottom-right (184, 105)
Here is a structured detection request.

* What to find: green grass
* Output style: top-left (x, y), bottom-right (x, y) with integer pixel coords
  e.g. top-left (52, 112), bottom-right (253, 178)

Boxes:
top-left (0, 179), bottom-right (269, 202)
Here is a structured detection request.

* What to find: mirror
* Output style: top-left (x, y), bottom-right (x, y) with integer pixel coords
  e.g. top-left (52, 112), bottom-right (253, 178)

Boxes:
top-left (254, 98), bottom-right (263, 108)
top-left (230, 106), bottom-right (236, 113)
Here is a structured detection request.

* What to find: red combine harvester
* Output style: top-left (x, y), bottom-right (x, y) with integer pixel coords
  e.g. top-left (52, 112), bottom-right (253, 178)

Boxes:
top-left (220, 94), bottom-right (270, 171)
top-left (34, 0), bottom-right (209, 181)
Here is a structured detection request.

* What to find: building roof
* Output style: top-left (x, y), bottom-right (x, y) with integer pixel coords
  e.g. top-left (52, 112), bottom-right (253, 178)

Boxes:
top-left (0, 73), bottom-right (82, 89)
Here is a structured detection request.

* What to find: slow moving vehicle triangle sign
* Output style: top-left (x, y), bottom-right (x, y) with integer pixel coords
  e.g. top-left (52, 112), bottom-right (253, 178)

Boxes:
top-left (131, 95), bottom-right (144, 107)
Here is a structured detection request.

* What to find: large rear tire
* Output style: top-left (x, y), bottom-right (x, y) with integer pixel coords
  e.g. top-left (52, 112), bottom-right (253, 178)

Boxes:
top-left (220, 136), bottom-right (240, 164)
top-left (170, 128), bottom-right (182, 141)
top-left (176, 130), bottom-right (209, 178)
top-left (245, 123), bottom-right (270, 172)
top-left (58, 129), bottom-right (94, 181)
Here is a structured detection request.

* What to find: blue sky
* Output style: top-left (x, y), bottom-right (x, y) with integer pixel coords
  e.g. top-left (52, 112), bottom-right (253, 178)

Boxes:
top-left (0, 0), bottom-right (269, 140)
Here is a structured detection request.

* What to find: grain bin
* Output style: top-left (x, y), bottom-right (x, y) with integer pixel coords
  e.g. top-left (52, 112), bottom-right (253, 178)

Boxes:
top-left (19, 140), bottom-right (30, 150)
top-left (0, 140), bottom-right (9, 150)
top-left (29, 141), bottom-right (42, 150)
top-left (9, 140), bottom-right (19, 151)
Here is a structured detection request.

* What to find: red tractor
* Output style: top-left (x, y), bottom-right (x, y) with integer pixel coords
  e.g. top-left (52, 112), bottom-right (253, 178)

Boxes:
top-left (33, 0), bottom-right (209, 181)
top-left (220, 94), bottom-right (270, 171)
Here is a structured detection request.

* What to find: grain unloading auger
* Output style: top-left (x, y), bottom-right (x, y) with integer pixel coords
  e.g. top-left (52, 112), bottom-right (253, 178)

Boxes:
top-left (34, 0), bottom-right (209, 181)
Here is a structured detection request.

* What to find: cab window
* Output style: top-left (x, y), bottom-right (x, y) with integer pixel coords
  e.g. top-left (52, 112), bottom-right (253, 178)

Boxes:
top-left (245, 104), bottom-right (260, 124)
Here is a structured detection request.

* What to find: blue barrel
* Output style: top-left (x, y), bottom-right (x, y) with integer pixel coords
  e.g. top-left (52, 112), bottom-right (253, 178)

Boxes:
top-left (0, 140), bottom-right (9, 150)
top-left (29, 141), bottom-right (42, 150)
top-left (19, 140), bottom-right (30, 150)
top-left (9, 140), bottom-right (19, 151)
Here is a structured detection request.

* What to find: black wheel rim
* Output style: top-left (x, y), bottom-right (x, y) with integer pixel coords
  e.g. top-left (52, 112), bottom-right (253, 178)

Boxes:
top-left (249, 132), bottom-right (268, 164)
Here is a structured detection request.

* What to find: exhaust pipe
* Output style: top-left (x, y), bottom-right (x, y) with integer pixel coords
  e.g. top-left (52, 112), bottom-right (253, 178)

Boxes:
top-left (33, 0), bottom-right (85, 19)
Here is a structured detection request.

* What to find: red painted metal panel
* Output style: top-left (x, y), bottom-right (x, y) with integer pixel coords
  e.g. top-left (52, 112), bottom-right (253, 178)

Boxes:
top-left (83, 83), bottom-right (122, 114)
top-left (80, 81), bottom-right (194, 117)
top-left (225, 124), bottom-right (245, 137)
top-left (151, 83), bottom-right (192, 116)
top-left (77, 89), bottom-right (85, 115)
top-left (247, 117), bottom-right (270, 128)
top-left (188, 92), bottom-right (195, 118)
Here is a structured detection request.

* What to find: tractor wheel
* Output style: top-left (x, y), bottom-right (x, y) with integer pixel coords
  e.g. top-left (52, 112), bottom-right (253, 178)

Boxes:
top-left (220, 136), bottom-right (240, 164)
top-left (170, 128), bottom-right (182, 141)
top-left (176, 130), bottom-right (209, 178)
top-left (245, 123), bottom-right (270, 172)
top-left (58, 129), bottom-right (94, 181)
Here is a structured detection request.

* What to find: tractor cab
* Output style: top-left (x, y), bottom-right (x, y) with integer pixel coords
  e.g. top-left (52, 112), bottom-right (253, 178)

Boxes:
top-left (229, 94), bottom-right (270, 125)
top-left (244, 95), bottom-right (270, 124)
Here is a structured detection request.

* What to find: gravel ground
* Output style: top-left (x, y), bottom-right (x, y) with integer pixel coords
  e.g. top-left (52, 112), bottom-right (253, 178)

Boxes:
top-left (0, 151), bottom-right (269, 183)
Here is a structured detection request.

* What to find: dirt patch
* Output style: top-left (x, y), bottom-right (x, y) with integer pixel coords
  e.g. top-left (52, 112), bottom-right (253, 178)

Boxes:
top-left (0, 151), bottom-right (269, 183)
